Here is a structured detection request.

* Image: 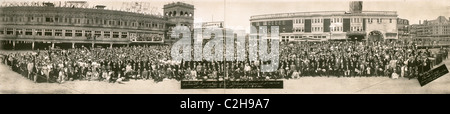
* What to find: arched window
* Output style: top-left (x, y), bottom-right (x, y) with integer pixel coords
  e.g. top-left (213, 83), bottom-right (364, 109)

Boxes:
top-left (173, 11), bottom-right (177, 16)
top-left (169, 12), bottom-right (172, 17)
top-left (189, 13), bottom-right (192, 17)
top-left (180, 11), bottom-right (184, 16)
top-left (185, 12), bottom-right (188, 16)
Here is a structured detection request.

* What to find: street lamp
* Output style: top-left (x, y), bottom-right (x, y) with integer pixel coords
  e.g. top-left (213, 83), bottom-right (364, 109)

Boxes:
top-left (329, 23), bottom-right (342, 41)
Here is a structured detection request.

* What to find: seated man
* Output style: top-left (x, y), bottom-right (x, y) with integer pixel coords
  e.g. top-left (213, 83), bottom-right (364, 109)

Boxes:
top-left (58, 68), bottom-right (66, 83)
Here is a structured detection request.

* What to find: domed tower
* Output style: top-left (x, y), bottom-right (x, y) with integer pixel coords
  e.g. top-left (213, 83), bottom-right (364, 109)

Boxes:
top-left (163, 2), bottom-right (195, 29)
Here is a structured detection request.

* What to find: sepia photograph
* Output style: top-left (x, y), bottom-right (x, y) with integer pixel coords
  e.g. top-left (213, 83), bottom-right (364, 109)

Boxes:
top-left (1, 0), bottom-right (449, 94)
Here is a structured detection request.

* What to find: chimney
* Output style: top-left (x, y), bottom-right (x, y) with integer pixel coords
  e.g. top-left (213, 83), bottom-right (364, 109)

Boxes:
top-left (419, 20), bottom-right (421, 25)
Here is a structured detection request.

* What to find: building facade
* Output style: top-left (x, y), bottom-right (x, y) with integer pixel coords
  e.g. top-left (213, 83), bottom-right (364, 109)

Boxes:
top-left (397, 18), bottom-right (409, 37)
top-left (163, 2), bottom-right (195, 44)
top-left (0, 1), bottom-right (194, 49)
top-left (249, 1), bottom-right (398, 42)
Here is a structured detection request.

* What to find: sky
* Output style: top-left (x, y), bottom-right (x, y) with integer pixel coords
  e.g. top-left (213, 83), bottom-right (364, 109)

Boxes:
top-left (3, 0), bottom-right (450, 32)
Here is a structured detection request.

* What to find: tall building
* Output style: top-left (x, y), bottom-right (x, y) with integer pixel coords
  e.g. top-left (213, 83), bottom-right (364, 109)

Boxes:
top-left (249, 1), bottom-right (398, 42)
top-left (0, 1), bottom-right (195, 50)
top-left (412, 16), bottom-right (450, 37)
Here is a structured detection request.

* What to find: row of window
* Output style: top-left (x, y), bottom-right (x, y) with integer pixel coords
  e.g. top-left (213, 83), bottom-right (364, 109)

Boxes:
top-left (0, 28), bottom-right (129, 38)
top-left (281, 35), bottom-right (327, 39)
top-left (0, 16), bottom-right (165, 29)
top-left (313, 18), bottom-right (322, 23)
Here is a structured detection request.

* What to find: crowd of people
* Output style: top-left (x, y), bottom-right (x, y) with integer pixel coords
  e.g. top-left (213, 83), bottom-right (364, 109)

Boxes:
top-left (1, 40), bottom-right (449, 83)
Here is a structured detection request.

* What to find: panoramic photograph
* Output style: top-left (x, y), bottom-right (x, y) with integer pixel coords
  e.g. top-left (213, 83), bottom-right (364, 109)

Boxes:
top-left (1, 0), bottom-right (450, 94)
